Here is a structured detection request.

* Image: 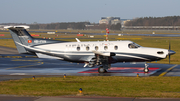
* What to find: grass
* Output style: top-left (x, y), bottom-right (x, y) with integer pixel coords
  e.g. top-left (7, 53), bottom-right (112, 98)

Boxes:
top-left (29, 29), bottom-right (180, 34)
top-left (0, 39), bottom-right (16, 48)
top-left (0, 76), bottom-right (180, 97)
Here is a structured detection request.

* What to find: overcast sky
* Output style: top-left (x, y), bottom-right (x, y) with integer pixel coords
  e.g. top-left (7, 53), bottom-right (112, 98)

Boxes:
top-left (0, 0), bottom-right (180, 24)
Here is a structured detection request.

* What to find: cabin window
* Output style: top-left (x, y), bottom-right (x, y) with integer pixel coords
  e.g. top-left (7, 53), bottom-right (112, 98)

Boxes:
top-left (77, 46), bottom-right (80, 51)
top-left (128, 43), bottom-right (141, 49)
top-left (104, 46), bottom-right (108, 50)
top-left (95, 46), bottom-right (98, 50)
top-left (86, 46), bottom-right (89, 51)
top-left (114, 46), bottom-right (118, 50)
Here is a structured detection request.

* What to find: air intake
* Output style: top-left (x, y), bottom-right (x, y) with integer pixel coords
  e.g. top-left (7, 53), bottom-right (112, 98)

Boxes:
top-left (157, 51), bottom-right (164, 54)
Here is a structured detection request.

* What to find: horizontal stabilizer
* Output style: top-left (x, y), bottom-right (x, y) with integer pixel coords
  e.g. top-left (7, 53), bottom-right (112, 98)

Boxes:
top-left (4, 25), bottom-right (30, 29)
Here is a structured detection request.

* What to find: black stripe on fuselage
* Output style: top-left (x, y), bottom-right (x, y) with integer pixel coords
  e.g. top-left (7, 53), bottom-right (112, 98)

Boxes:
top-left (115, 52), bottom-right (164, 61)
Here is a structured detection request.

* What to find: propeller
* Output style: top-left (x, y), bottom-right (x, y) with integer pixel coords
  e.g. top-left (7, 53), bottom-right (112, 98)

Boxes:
top-left (168, 41), bottom-right (176, 64)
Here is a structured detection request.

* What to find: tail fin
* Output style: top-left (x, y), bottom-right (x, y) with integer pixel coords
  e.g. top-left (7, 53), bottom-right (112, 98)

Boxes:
top-left (5, 25), bottom-right (65, 54)
top-left (5, 25), bottom-right (35, 54)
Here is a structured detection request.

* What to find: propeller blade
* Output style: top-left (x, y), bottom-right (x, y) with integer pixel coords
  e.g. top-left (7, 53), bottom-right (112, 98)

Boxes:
top-left (168, 40), bottom-right (176, 64)
top-left (168, 41), bottom-right (171, 64)
top-left (169, 55), bottom-right (170, 64)
top-left (169, 41), bottom-right (171, 50)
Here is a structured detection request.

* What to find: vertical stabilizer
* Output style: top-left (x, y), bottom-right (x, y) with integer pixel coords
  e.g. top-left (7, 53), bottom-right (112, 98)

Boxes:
top-left (5, 26), bottom-right (34, 54)
top-left (5, 25), bottom-right (65, 54)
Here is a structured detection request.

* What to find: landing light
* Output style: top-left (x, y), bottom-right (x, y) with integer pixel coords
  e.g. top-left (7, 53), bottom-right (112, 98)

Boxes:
top-left (77, 88), bottom-right (83, 96)
top-left (137, 73), bottom-right (139, 78)
top-left (79, 88), bottom-right (82, 94)
top-left (64, 74), bottom-right (66, 78)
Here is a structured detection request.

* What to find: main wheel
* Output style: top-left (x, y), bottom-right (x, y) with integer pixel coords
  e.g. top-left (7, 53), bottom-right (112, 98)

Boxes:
top-left (144, 68), bottom-right (149, 73)
top-left (98, 66), bottom-right (106, 73)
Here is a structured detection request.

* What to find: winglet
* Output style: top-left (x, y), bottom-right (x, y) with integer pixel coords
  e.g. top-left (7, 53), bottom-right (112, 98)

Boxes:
top-left (75, 38), bottom-right (81, 42)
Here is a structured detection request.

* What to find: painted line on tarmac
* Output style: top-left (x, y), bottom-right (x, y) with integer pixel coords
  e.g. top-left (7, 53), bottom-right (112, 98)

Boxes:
top-left (12, 59), bottom-right (39, 62)
top-left (0, 56), bottom-right (22, 58)
top-left (159, 65), bottom-right (178, 76)
top-left (6, 62), bottom-right (43, 70)
top-left (25, 56), bottom-right (37, 58)
top-left (117, 38), bottom-right (142, 40)
top-left (0, 56), bottom-right (37, 58)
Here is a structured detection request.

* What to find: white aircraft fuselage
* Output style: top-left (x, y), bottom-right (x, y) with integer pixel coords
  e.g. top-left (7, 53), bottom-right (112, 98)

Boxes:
top-left (33, 41), bottom-right (168, 62)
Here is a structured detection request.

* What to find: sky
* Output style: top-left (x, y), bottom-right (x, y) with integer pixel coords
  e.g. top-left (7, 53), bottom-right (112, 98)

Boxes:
top-left (0, 0), bottom-right (180, 24)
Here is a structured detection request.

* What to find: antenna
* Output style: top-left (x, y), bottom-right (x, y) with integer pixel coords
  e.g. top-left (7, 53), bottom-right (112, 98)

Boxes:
top-left (75, 38), bottom-right (81, 42)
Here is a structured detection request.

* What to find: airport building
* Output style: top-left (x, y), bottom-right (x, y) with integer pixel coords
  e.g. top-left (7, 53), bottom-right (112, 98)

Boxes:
top-left (123, 26), bottom-right (180, 30)
top-left (99, 17), bottom-right (121, 25)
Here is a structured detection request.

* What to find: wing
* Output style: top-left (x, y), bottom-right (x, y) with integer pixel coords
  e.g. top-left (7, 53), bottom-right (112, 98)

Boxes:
top-left (92, 50), bottom-right (115, 56)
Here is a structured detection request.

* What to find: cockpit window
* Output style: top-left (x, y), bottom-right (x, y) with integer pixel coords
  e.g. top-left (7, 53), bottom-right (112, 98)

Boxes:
top-left (128, 43), bottom-right (141, 49)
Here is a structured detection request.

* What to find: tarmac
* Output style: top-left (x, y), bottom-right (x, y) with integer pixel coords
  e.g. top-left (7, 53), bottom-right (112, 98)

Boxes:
top-left (0, 46), bottom-right (180, 101)
top-left (0, 46), bottom-right (179, 77)
top-left (1, 95), bottom-right (180, 101)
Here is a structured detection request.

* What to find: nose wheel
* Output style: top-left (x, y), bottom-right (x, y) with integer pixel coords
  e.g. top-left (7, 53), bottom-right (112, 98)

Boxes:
top-left (144, 63), bottom-right (149, 73)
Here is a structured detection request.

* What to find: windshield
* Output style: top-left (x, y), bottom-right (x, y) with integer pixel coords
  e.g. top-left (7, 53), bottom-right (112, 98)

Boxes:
top-left (128, 43), bottom-right (141, 49)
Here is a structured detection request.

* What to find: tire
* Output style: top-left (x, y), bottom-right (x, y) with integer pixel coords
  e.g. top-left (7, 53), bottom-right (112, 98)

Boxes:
top-left (98, 66), bottom-right (106, 73)
top-left (144, 68), bottom-right (149, 73)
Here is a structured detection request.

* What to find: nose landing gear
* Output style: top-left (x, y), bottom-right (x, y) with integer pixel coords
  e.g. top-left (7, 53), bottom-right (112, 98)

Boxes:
top-left (144, 63), bottom-right (149, 73)
top-left (98, 66), bottom-right (107, 73)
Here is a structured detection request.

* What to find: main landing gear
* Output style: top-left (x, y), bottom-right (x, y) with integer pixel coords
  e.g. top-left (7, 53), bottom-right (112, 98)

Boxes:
top-left (144, 63), bottom-right (149, 73)
top-left (98, 56), bottom-right (111, 73)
